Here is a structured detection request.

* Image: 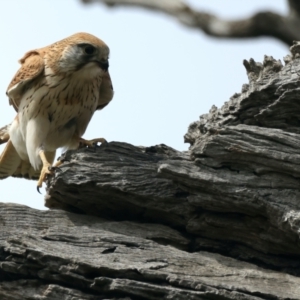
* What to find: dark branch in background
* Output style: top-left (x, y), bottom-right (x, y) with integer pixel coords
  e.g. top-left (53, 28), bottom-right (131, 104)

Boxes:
top-left (289, 0), bottom-right (300, 17)
top-left (81, 0), bottom-right (300, 46)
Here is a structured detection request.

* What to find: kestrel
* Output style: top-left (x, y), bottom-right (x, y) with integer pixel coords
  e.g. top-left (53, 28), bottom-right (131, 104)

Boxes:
top-left (0, 33), bottom-right (114, 191)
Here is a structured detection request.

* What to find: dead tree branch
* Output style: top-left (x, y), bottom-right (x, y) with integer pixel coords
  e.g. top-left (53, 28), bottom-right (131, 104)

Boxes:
top-left (81, 0), bottom-right (300, 46)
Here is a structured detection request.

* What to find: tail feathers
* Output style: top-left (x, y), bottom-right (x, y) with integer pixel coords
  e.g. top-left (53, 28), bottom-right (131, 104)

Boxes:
top-left (0, 140), bottom-right (22, 179)
top-left (12, 150), bottom-right (56, 180)
top-left (0, 124), bottom-right (10, 145)
top-left (13, 159), bottom-right (41, 180)
top-left (0, 139), bottom-right (56, 180)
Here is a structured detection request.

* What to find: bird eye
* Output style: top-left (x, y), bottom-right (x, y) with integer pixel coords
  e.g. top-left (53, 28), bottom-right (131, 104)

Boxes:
top-left (84, 45), bottom-right (96, 55)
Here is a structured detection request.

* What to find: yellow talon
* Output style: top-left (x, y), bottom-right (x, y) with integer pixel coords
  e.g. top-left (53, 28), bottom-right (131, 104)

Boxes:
top-left (37, 151), bottom-right (63, 193)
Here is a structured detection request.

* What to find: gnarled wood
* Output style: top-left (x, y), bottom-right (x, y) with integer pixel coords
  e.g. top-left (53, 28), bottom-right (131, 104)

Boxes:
top-left (1, 203), bottom-right (300, 299)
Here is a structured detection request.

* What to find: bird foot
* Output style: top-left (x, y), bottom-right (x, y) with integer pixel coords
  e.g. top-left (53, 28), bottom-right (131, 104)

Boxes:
top-left (79, 137), bottom-right (107, 148)
top-left (36, 159), bottom-right (63, 193)
top-left (37, 163), bottom-right (53, 193)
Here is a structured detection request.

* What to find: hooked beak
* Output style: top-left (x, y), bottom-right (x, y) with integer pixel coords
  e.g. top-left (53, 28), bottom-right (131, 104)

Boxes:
top-left (98, 60), bottom-right (109, 72)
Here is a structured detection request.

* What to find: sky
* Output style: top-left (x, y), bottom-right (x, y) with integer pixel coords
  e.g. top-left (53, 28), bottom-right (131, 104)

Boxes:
top-left (0, 0), bottom-right (288, 210)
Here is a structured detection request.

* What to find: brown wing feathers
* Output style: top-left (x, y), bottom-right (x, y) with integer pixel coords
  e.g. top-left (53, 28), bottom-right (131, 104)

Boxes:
top-left (6, 51), bottom-right (44, 111)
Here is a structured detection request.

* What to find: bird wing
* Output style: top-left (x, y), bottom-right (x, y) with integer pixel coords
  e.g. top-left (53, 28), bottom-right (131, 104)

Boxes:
top-left (96, 71), bottom-right (114, 110)
top-left (6, 50), bottom-right (45, 111)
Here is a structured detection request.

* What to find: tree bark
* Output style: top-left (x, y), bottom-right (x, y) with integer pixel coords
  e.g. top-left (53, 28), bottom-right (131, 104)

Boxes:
top-left (2, 42), bottom-right (300, 300)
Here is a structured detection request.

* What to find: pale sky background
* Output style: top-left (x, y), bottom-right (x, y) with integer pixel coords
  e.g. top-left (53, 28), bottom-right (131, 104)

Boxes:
top-left (0, 1), bottom-right (288, 209)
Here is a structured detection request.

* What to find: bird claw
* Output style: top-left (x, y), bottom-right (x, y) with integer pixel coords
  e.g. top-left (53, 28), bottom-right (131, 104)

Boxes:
top-left (36, 159), bottom-right (64, 193)
top-left (37, 186), bottom-right (42, 194)
top-left (49, 166), bottom-right (60, 172)
top-left (36, 166), bottom-right (52, 193)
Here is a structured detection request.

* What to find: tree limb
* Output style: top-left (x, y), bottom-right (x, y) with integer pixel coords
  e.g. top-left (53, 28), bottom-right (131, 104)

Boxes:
top-left (288, 0), bottom-right (300, 18)
top-left (81, 0), bottom-right (300, 46)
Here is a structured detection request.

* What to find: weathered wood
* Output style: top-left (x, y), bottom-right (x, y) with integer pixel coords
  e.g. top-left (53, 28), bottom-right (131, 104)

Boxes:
top-left (0, 204), bottom-right (300, 299)
top-left (45, 139), bottom-right (300, 273)
top-left (3, 42), bottom-right (300, 300)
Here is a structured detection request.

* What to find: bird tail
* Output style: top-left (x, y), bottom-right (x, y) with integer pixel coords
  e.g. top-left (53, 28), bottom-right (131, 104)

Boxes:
top-left (0, 124), bottom-right (10, 145)
top-left (0, 139), bottom-right (56, 180)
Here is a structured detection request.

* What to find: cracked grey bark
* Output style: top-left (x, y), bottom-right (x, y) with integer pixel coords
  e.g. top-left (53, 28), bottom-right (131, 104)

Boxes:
top-left (0, 203), bottom-right (300, 299)
top-left (3, 41), bottom-right (300, 300)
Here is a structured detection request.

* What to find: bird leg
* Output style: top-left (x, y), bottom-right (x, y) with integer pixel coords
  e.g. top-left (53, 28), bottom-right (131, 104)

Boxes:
top-left (78, 137), bottom-right (107, 148)
top-left (37, 151), bottom-right (62, 192)
top-left (36, 136), bottom-right (107, 191)
top-left (37, 150), bottom-right (53, 191)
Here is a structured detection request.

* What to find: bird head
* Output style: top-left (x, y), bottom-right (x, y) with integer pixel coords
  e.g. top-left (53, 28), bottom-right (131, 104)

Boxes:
top-left (47, 32), bottom-right (110, 76)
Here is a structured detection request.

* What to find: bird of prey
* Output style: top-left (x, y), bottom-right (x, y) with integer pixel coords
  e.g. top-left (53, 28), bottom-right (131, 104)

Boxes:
top-left (0, 32), bottom-right (114, 191)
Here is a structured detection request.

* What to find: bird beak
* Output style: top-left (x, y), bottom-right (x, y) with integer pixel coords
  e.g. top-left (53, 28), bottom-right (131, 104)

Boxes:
top-left (98, 60), bottom-right (109, 72)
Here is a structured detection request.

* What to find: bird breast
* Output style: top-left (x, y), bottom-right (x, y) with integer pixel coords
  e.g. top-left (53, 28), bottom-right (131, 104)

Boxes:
top-left (18, 72), bottom-right (103, 150)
